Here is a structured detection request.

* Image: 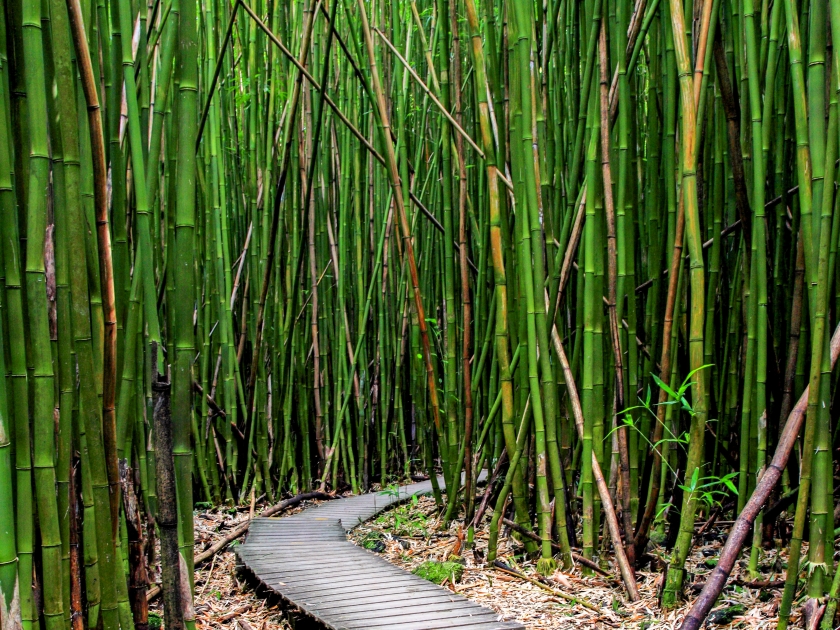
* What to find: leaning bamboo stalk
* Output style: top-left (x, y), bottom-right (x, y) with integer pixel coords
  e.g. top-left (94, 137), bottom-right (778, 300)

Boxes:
top-left (491, 561), bottom-right (602, 613)
top-left (550, 322), bottom-right (639, 601)
top-left (373, 28), bottom-right (484, 160)
top-left (680, 320), bottom-right (840, 630)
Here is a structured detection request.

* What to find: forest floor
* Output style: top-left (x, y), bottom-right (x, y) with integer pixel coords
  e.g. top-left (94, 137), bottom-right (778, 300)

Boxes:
top-left (149, 498), bottom-right (327, 630)
top-left (349, 494), bottom-right (795, 629)
top-left (161, 491), bottom-right (800, 630)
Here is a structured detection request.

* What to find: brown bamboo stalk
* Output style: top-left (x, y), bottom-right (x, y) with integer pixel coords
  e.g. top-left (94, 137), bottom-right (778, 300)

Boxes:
top-left (451, 7), bottom-right (475, 524)
top-left (712, 35), bottom-right (751, 249)
top-left (151, 343), bottom-right (184, 630)
top-left (691, 0), bottom-right (714, 105)
top-left (120, 461), bottom-right (149, 630)
top-left (778, 231), bottom-right (805, 429)
top-left (598, 20), bottom-right (634, 568)
top-left (65, 0), bottom-right (121, 535)
top-left (69, 459), bottom-right (84, 630)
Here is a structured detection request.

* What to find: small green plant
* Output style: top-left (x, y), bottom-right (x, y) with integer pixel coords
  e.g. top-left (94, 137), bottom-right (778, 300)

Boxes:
top-left (360, 531), bottom-right (386, 552)
top-left (616, 365), bottom-right (715, 463)
top-left (677, 467), bottom-right (738, 512)
top-left (618, 365), bottom-right (738, 515)
top-left (148, 613), bottom-right (163, 630)
top-left (379, 483), bottom-right (400, 499)
top-left (393, 504), bottom-right (429, 537)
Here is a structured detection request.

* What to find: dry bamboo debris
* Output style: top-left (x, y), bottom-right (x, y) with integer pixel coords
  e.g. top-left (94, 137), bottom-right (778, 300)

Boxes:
top-left (491, 561), bottom-right (602, 613)
top-left (351, 493), bottom-right (792, 628)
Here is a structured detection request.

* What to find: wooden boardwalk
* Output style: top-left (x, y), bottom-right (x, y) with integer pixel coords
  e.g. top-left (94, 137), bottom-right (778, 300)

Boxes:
top-left (236, 478), bottom-right (525, 629)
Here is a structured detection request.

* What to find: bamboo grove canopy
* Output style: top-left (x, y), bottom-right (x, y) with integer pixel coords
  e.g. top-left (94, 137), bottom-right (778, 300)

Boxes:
top-left (2, 0), bottom-right (840, 626)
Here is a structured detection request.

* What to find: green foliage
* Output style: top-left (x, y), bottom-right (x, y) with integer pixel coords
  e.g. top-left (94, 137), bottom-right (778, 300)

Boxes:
top-left (378, 483), bottom-right (401, 499)
top-left (411, 561), bottom-right (464, 585)
top-left (373, 498), bottom-right (430, 537)
top-left (359, 531), bottom-right (386, 552)
top-left (620, 366), bottom-right (738, 514)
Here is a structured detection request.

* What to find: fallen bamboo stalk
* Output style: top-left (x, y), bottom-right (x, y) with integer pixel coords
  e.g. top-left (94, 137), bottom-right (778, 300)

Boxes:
top-left (491, 561), bottom-right (602, 613)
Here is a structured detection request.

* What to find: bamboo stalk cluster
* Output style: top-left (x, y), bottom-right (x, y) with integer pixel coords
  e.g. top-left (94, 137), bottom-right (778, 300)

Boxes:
top-left (2, 0), bottom-right (840, 626)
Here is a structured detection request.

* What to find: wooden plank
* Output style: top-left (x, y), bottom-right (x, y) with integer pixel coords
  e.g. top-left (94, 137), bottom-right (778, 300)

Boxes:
top-left (244, 539), bottom-right (342, 544)
top-left (249, 565), bottom-right (405, 586)
top-left (448, 623), bottom-right (525, 630)
top-left (240, 564), bottom-right (397, 581)
top-left (276, 578), bottom-right (441, 601)
top-left (238, 558), bottom-right (372, 572)
top-left (273, 574), bottom-right (432, 597)
top-left (247, 534), bottom-right (334, 540)
top-left (337, 611), bottom-right (503, 630)
top-left (303, 592), bottom-right (465, 613)
top-left (292, 588), bottom-right (449, 611)
top-left (326, 599), bottom-right (493, 622)
top-left (253, 543), bottom-right (379, 555)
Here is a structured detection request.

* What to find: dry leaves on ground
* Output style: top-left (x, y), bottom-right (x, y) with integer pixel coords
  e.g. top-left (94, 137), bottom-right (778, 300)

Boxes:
top-left (349, 495), bottom-right (799, 629)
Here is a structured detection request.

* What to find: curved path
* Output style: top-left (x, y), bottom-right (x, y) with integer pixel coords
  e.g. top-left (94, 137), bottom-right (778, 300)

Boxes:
top-left (235, 478), bottom-right (525, 629)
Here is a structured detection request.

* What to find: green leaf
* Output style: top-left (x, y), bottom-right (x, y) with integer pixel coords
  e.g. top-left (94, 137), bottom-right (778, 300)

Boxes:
top-left (651, 373), bottom-right (679, 401)
top-left (689, 467), bottom-right (699, 490)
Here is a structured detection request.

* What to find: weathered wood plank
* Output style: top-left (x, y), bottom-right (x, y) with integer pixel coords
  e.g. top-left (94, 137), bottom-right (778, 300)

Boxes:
top-left (327, 599), bottom-right (490, 621)
top-left (303, 592), bottom-right (465, 613)
top-left (338, 611), bottom-right (502, 630)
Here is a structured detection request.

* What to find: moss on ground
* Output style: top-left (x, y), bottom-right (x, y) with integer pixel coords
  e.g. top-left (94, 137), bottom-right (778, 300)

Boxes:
top-left (411, 561), bottom-right (464, 585)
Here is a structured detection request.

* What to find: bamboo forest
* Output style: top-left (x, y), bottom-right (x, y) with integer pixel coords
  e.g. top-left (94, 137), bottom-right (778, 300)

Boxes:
top-left (6, 0), bottom-right (840, 626)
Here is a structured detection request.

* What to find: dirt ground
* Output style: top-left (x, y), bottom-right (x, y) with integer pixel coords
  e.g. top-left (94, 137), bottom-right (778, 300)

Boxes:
top-left (161, 492), bottom-right (804, 630)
